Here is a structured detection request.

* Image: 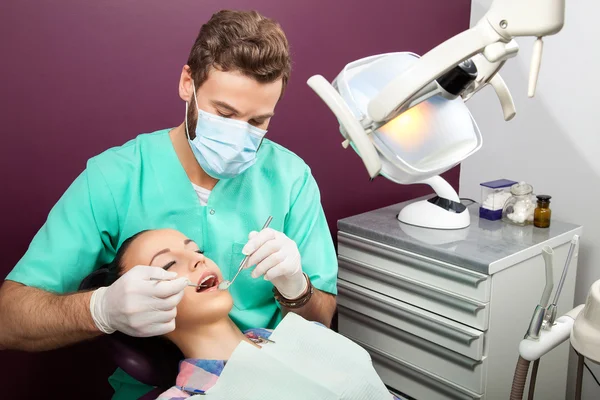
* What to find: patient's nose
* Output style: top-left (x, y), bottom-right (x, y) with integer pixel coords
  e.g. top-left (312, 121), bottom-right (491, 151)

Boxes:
top-left (188, 250), bottom-right (206, 271)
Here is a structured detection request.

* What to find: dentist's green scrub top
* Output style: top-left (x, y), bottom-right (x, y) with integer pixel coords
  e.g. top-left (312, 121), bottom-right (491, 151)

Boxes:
top-left (6, 129), bottom-right (338, 399)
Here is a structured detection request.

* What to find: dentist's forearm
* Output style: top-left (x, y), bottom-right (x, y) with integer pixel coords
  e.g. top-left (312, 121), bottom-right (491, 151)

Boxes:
top-left (282, 288), bottom-right (336, 328)
top-left (0, 280), bottom-right (101, 351)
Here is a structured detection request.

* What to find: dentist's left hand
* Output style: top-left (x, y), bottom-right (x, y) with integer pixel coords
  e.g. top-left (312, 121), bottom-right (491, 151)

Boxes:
top-left (242, 228), bottom-right (308, 300)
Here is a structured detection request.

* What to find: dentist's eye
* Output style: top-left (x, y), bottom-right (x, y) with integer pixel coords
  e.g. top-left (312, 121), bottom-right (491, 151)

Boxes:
top-left (250, 119), bottom-right (265, 126)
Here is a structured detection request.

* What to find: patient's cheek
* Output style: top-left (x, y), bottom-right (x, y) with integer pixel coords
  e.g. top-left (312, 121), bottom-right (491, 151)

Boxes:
top-left (174, 294), bottom-right (196, 324)
top-left (180, 290), bottom-right (200, 307)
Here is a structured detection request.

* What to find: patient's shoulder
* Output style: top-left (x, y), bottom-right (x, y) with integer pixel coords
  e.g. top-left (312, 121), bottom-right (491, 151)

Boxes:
top-left (244, 327), bottom-right (274, 341)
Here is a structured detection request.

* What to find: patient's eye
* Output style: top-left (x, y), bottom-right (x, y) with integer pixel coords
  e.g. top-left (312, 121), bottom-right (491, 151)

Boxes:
top-left (196, 250), bottom-right (204, 254)
top-left (162, 261), bottom-right (176, 270)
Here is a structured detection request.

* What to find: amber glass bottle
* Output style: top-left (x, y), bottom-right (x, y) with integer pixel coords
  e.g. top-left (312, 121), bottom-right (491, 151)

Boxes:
top-left (534, 195), bottom-right (552, 228)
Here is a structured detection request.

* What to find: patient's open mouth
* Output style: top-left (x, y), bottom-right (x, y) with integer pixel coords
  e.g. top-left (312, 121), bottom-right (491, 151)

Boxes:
top-left (196, 274), bottom-right (219, 293)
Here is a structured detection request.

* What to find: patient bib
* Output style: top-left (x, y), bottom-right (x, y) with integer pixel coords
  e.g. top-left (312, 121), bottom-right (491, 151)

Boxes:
top-left (196, 313), bottom-right (392, 400)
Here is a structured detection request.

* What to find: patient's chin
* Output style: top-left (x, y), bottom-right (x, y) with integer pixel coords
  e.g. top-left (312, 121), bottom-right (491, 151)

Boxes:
top-left (176, 291), bottom-right (234, 325)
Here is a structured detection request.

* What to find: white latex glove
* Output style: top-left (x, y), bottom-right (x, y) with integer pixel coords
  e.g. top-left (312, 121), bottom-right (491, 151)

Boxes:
top-left (90, 265), bottom-right (189, 337)
top-left (243, 228), bottom-right (308, 300)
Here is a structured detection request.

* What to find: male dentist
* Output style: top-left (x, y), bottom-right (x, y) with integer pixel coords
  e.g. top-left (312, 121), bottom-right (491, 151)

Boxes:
top-left (0, 10), bottom-right (337, 399)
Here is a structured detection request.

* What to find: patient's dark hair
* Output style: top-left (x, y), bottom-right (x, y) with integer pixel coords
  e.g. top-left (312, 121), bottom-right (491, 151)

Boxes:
top-left (80, 230), bottom-right (148, 289)
top-left (105, 230), bottom-right (148, 284)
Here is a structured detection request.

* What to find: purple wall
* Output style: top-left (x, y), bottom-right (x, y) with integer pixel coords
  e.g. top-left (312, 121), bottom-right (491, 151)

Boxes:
top-left (0, 1), bottom-right (470, 397)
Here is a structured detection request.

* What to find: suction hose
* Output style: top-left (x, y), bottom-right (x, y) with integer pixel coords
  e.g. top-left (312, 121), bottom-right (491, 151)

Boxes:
top-left (510, 356), bottom-right (531, 400)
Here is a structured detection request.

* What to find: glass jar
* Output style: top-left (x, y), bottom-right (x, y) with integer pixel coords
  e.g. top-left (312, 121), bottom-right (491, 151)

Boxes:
top-left (534, 195), bottom-right (552, 228)
top-left (502, 182), bottom-right (536, 226)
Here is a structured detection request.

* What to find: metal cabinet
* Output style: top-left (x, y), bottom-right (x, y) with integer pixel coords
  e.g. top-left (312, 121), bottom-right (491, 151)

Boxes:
top-left (336, 201), bottom-right (582, 400)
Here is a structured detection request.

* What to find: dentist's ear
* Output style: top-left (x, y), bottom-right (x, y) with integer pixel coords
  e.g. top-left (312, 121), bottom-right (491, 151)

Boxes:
top-left (178, 65), bottom-right (195, 103)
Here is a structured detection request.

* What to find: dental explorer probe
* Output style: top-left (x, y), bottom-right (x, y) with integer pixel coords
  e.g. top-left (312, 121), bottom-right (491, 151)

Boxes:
top-left (218, 215), bottom-right (273, 290)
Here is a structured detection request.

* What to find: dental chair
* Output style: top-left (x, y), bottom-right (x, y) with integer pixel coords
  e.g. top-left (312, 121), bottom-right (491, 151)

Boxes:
top-left (79, 268), bottom-right (183, 400)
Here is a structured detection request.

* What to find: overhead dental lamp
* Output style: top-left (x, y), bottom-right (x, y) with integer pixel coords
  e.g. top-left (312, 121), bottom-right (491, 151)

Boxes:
top-left (307, 0), bottom-right (565, 229)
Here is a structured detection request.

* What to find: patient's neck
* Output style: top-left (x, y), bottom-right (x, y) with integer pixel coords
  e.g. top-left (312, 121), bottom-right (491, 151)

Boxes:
top-left (168, 317), bottom-right (254, 360)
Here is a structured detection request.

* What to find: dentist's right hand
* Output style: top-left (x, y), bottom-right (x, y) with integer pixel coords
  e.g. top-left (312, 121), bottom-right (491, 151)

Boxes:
top-left (89, 265), bottom-right (189, 337)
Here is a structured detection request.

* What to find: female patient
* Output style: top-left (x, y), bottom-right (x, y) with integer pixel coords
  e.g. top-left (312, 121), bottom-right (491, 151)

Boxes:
top-left (105, 228), bottom-right (400, 399)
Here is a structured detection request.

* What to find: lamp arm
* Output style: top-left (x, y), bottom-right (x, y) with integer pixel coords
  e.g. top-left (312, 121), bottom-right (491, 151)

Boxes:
top-left (367, 22), bottom-right (502, 123)
top-left (368, 0), bottom-right (565, 123)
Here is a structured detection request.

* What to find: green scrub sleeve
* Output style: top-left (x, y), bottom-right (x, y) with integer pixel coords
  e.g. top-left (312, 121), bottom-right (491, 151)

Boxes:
top-left (6, 160), bottom-right (119, 293)
top-left (284, 168), bottom-right (338, 295)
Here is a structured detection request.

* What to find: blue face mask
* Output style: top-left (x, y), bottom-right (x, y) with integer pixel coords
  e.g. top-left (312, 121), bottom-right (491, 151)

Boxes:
top-left (185, 86), bottom-right (267, 180)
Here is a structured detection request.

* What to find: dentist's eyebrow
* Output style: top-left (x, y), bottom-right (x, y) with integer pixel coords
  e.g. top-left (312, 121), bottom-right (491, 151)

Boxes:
top-left (212, 101), bottom-right (240, 115)
top-left (252, 111), bottom-right (275, 120)
top-left (212, 100), bottom-right (274, 120)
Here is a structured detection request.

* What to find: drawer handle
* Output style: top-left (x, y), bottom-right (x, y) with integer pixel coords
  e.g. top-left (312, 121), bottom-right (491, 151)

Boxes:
top-left (353, 337), bottom-right (483, 400)
top-left (338, 284), bottom-right (480, 346)
top-left (340, 307), bottom-right (483, 370)
top-left (338, 232), bottom-right (488, 287)
top-left (339, 257), bottom-right (486, 315)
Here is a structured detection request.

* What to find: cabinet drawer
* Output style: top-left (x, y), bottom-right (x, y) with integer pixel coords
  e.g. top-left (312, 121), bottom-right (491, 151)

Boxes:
top-left (338, 232), bottom-right (490, 302)
top-left (338, 279), bottom-right (485, 360)
top-left (356, 337), bottom-right (484, 400)
top-left (338, 256), bottom-right (490, 330)
top-left (338, 308), bottom-right (487, 394)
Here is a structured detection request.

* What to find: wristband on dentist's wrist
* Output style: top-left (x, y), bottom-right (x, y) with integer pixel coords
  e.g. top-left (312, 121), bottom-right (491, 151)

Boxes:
top-left (273, 273), bottom-right (313, 309)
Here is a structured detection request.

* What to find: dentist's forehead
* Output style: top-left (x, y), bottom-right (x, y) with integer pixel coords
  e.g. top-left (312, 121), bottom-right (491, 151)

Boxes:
top-left (199, 69), bottom-right (281, 116)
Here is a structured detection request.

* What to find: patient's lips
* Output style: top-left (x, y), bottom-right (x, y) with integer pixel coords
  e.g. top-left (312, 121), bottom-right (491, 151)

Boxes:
top-left (196, 270), bottom-right (219, 293)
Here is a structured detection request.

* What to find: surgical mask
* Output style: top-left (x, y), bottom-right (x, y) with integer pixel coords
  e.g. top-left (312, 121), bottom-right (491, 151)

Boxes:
top-left (185, 84), bottom-right (267, 180)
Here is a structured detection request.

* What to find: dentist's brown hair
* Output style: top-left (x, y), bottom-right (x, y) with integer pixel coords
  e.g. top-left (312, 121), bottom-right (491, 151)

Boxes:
top-left (186, 10), bottom-right (291, 95)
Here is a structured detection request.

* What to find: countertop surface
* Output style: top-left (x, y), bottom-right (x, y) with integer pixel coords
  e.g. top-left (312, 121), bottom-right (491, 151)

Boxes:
top-left (338, 200), bottom-right (581, 274)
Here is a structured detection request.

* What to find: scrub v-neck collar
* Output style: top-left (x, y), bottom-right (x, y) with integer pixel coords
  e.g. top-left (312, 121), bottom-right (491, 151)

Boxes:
top-left (153, 129), bottom-right (227, 210)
